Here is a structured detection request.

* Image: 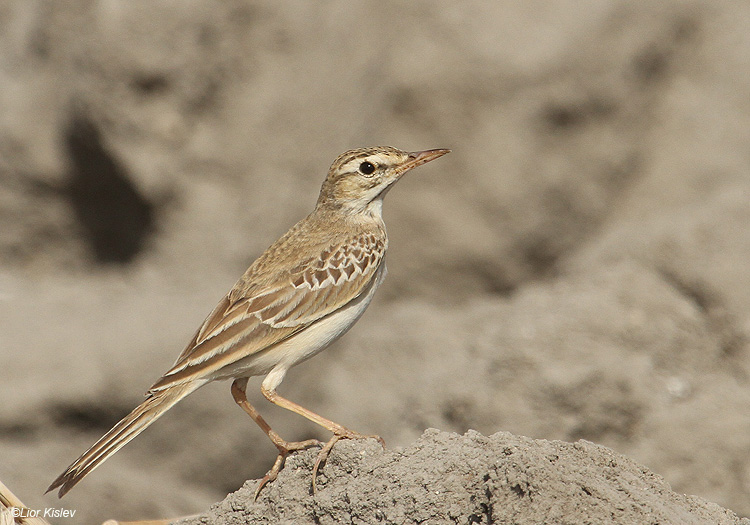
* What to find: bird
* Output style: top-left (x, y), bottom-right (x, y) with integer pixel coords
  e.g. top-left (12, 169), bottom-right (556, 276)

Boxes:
top-left (47, 146), bottom-right (450, 499)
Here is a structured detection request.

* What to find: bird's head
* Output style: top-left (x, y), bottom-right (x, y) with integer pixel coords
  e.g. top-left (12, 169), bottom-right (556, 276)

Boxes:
top-left (317, 146), bottom-right (450, 215)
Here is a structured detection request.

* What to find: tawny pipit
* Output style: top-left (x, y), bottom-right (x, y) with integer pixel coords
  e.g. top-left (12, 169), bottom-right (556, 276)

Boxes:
top-left (48, 146), bottom-right (449, 498)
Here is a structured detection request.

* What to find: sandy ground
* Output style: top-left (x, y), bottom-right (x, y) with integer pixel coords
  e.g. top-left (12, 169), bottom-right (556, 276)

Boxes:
top-left (2, 1), bottom-right (750, 523)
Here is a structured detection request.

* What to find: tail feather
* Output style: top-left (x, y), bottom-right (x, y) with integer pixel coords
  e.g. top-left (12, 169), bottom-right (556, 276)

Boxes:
top-left (46, 383), bottom-right (197, 498)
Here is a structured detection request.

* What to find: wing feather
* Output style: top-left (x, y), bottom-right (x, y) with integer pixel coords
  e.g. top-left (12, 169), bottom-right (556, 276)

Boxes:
top-left (150, 232), bottom-right (385, 392)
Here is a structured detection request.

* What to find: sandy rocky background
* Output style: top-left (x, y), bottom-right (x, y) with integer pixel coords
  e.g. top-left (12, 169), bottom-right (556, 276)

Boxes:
top-left (2, 1), bottom-right (750, 524)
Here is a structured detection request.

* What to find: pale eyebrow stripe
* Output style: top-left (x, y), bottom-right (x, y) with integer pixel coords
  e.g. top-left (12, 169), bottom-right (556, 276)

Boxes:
top-left (335, 147), bottom-right (394, 169)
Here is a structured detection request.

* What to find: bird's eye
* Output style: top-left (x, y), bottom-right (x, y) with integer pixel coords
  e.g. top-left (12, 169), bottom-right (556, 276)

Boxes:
top-left (358, 161), bottom-right (376, 176)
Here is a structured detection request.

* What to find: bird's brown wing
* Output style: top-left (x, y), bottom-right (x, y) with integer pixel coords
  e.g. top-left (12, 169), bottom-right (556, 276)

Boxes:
top-left (149, 232), bottom-right (386, 391)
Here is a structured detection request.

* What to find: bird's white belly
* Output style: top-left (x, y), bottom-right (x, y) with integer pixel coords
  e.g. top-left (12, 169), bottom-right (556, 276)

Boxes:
top-left (217, 264), bottom-right (386, 389)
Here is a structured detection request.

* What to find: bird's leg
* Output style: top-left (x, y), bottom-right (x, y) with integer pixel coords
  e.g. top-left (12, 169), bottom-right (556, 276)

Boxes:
top-left (260, 384), bottom-right (385, 492)
top-left (231, 378), bottom-right (321, 498)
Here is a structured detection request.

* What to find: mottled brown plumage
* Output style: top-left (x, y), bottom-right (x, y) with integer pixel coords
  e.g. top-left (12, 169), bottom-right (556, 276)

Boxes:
top-left (47, 146), bottom-right (449, 499)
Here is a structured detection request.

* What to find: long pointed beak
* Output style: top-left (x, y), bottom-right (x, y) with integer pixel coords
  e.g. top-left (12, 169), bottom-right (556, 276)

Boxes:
top-left (396, 148), bottom-right (451, 175)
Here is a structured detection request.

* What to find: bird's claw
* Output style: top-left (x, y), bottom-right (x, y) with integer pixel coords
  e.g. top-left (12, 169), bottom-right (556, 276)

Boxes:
top-left (254, 438), bottom-right (322, 500)
top-left (311, 432), bottom-right (385, 493)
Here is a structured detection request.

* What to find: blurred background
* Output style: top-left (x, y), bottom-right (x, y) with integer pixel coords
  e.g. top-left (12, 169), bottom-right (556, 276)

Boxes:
top-left (1, 1), bottom-right (750, 523)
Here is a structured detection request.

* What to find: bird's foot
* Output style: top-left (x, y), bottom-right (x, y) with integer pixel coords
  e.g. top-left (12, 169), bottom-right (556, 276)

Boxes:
top-left (311, 430), bottom-right (385, 493)
top-left (254, 438), bottom-right (322, 500)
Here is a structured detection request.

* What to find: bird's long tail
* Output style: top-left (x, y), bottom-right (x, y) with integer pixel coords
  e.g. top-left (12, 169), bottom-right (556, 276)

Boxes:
top-left (47, 383), bottom-right (198, 498)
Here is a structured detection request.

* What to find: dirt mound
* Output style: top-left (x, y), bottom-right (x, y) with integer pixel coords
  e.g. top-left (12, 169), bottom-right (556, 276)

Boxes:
top-left (177, 430), bottom-right (748, 525)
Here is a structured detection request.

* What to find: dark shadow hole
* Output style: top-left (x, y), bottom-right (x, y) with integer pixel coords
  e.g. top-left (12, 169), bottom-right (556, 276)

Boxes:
top-left (131, 73), bottom-right (170, 95)
top-left (64, 114), bottom-right (156, 264)
top-left (542, 98), bottom-right (615, 131)
top-left (50, 400), bottom-right (130, 433)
